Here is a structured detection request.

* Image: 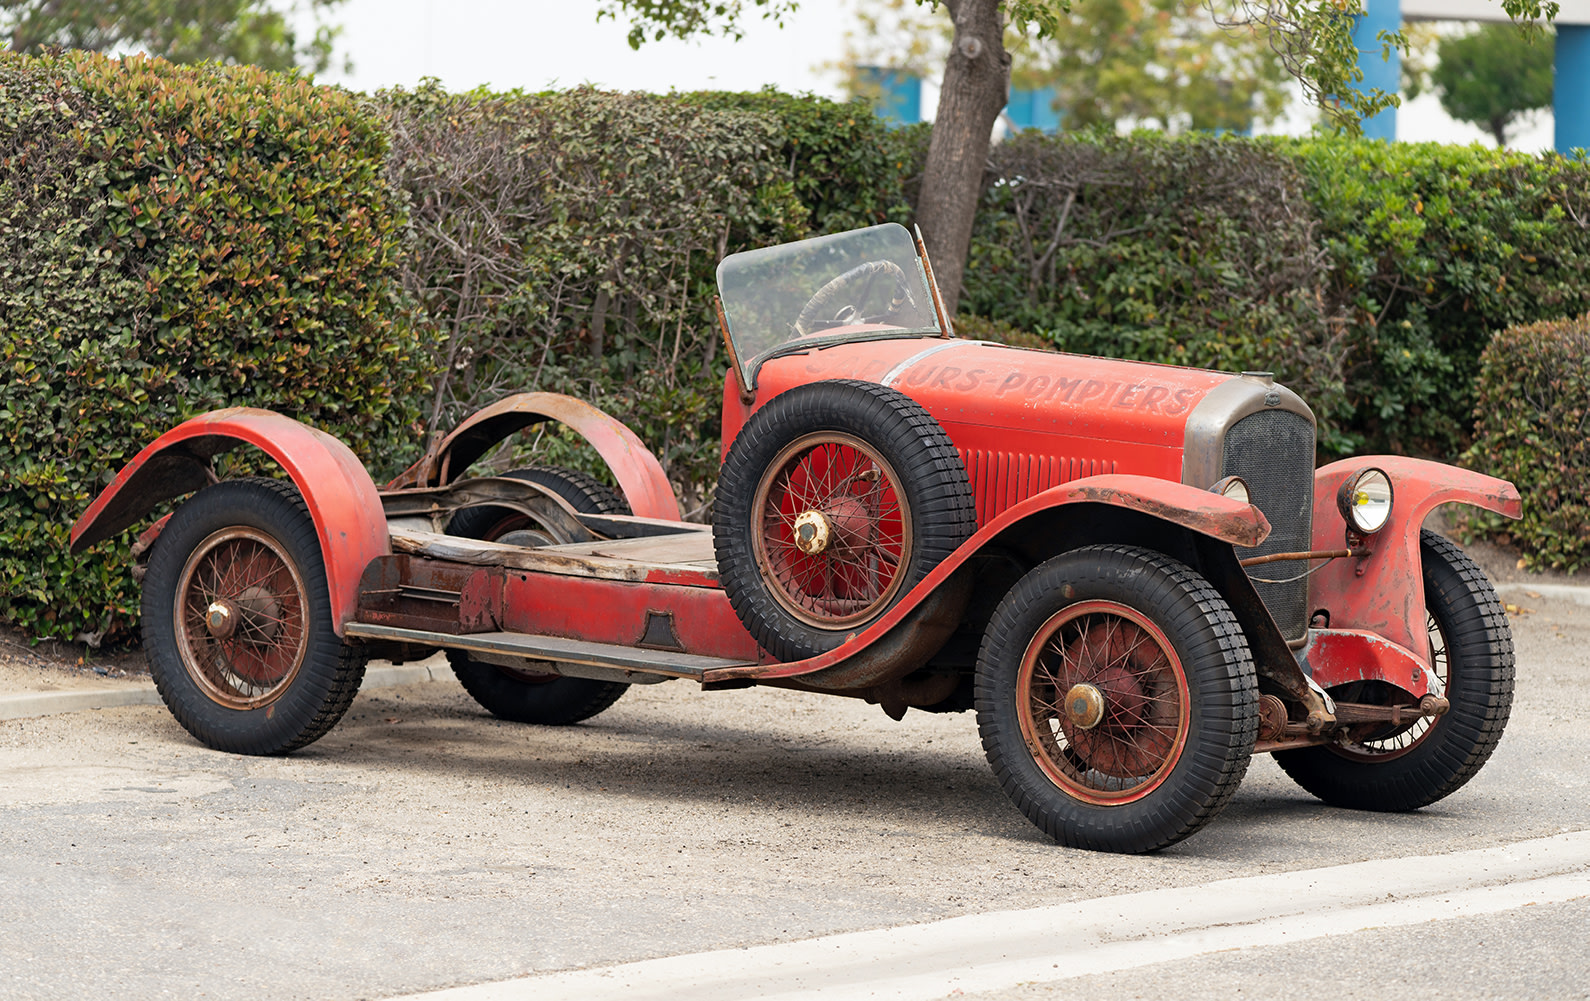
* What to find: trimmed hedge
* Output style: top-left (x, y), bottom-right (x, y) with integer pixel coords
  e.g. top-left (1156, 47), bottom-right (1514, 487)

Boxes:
top-left (958, 133), bottom-right (1590, 459)
top-left (9, 59), bottom-right (1588, 643)
top-left (378, 84), bottom-right (810, 511)
top-left (1293, 139), bottom-right (1590, 459)
top-left (1462, 314), bottom-right (1590, 572)
top-left (0, 52), bottom-right (428, 643)
top-left (378, 85), bottom-right (917, 511)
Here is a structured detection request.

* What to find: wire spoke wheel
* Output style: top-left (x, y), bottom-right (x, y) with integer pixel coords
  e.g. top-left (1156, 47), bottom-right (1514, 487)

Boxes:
top-left (976, 545), bottom-right (1256, 853)
top-left (752, 432), bottom-right (912, 628)
top-left (175, 527), bottom-right (310, 709)
top-left (142, 478), bottom-right (366, 755)
top-left (1018, 601), bottom-right (1191, 805)
top-left (714, 380), bottom-right (976, 663)
top-left (1329, 609), bottom-right (1450, 761)
top-left (1275, 530), bottom-right (1514, 811)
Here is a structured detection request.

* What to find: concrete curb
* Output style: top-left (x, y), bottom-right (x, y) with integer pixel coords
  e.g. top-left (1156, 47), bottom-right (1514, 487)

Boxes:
top-left (0, 661), bottom-right (447, 722)
top-left (1496, 581), bottom-right (1590, 607)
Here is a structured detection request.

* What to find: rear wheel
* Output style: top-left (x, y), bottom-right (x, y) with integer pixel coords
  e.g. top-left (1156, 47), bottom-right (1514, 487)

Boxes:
top-left (446, 465), bottom-right (629, 545)
top-left (1275, 530), bottom-right (1514, 810)
top-left (445, 465), bottom-right (630, 724)
top-left (975, 546), bottom-right (1258, 853)
top-left (141, 478), bottom-right (366, 755)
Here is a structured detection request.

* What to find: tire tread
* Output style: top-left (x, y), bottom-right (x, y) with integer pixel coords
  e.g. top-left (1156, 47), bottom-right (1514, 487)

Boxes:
top-left (714, 380), bottom-right (976, 661)
top-left (974, 544), bottom-right (1257, 853)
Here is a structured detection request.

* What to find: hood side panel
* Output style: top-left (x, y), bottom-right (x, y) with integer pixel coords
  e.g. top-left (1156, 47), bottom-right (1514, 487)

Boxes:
top-left (728, 339), bottom-right (1233, 525)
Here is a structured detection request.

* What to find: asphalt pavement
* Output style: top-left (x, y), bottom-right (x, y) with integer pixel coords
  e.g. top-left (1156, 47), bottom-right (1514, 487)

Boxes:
top-left (1, 580), bottom-right (1587, 1000)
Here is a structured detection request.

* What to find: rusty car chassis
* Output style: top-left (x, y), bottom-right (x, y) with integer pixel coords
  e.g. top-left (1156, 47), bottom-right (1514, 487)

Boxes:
top-left (72, 223), bottom-right (1521, 853)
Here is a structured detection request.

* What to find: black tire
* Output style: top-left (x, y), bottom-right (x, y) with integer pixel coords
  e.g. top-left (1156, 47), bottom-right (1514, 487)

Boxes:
top-left (714, 379), bottom-right (977, 662)
top-left (447, 652), bottom-right (630, 725)
top-left (975, 545), bottom-right (1259, 853)
top-left (446, 465), bottom-right (629, 543)
top-left (1275, 530), bottom-right (1514, 811)
top-left (445, 465), bottom-right (630, 724)
top-left (141, 478), bottom-right (367, 755)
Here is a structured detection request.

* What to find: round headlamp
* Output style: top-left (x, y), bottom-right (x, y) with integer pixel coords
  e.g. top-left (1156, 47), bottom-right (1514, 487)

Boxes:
top-left (1337, 467), bottom-right (1393, 534)
top-left (1210, 475), bottom-right (1250, 505)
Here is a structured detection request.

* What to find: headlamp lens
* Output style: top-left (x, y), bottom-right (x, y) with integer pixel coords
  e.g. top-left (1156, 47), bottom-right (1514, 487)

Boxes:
top-left (1341, 468), bottom-right (1393, 534)
top-left (1218, 476), bottom-right (1250, 505)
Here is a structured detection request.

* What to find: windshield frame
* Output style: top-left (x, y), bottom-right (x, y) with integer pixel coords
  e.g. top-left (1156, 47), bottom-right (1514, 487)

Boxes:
top-left (715, 223), bottom-right (947, 394)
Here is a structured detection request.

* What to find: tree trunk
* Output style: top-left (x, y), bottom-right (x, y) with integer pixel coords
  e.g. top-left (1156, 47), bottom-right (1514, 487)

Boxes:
top-left (916, 0), bottom-right (1010, 317)
top-left (1489, 116), bottom-right (1509, 148)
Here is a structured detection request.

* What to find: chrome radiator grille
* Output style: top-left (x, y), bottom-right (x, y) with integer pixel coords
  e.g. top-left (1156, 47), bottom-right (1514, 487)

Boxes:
top-left (1221, 410), bottom-right (1315, 640)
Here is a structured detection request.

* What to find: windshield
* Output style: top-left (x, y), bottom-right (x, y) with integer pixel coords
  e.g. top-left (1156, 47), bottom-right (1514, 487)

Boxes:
top-left (716, 223), bottom-right (942, 386)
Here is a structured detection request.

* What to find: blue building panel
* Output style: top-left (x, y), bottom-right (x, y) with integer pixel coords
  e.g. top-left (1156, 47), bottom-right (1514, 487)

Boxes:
top-left (1558, 25), bottom-right (1590, 154)
top-left (1352, 0), bottom-right (1403, 141)
top-left (858, 67), bottom-right (921, 126)
top-left (1005, 86), bottom-right (1060, 133)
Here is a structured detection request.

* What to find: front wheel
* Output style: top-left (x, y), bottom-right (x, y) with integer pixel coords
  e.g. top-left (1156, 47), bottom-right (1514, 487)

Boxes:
top-left (141, 478), bottom-right (367, 755)
top-left (975, 545), bottom-right (1258, 853)
top-left (1275, 530), bottom-right (1514, 811)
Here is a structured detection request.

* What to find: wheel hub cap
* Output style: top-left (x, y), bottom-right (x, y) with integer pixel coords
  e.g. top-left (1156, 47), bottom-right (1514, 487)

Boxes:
top-left (204, 600), bottom-right (238, 639)
top-left (204, 588), bottom-right (282, 644)
top-left (793, 510), bottom-right (833, 555)
top-left (1064, 683), bottom-right (1105, 730)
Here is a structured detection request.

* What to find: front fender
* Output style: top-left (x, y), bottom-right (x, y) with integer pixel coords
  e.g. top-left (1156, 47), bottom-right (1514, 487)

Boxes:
top-left (69, 408), bottom-right (388, 635)
top-left (1307, 456), bottom-right (1520, 661)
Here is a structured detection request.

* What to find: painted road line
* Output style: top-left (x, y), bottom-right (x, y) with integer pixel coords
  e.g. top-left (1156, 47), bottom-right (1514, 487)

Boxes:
top-left (0, 661), bottom-right (449, 721)
top-left (391, 831), bottom-right (1590, 1001)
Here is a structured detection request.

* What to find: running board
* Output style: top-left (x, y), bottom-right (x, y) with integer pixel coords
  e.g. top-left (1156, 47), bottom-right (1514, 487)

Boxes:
top-left (343, 622), bottom-right (754, 683)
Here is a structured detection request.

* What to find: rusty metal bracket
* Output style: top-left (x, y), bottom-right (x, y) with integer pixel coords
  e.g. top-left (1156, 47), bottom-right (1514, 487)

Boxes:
top-left (1195, 535), bottom-right (1334, 730)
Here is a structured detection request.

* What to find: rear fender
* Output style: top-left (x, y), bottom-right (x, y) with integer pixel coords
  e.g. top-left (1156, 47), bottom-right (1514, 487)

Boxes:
top-left (69, 408), bottom-right (388, 635)
top-left (705, 474), bottom-right (1271, 685)
top-left (1307, 456), bottom-right (1521, 665)
top-left (384, 393), bottom-right (681, 521)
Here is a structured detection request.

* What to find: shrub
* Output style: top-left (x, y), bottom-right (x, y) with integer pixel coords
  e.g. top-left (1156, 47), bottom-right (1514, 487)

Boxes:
top-left (1291, 139), bottom-right (1590, 458)
top-left (378, 84), bottom-right (806, 509)
top-left (0, 52), bottom-right (427, 643)
top-left (955, 133), bottom-right (1590, 460)
top-left (681, 88), bottom-right (913, 235)
top-left (1462, 313), bottom-right (1590, 572)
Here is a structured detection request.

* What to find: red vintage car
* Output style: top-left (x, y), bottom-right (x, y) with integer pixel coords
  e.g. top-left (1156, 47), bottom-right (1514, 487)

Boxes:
top-left (71, 223), bottom-right (1520, 853)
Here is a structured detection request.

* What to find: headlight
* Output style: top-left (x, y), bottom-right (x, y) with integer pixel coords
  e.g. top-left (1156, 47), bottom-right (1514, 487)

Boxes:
top-left (1337, 467), bottom-right (1393, 534)
top-left (1210, 475), bottom-right (1250, 505)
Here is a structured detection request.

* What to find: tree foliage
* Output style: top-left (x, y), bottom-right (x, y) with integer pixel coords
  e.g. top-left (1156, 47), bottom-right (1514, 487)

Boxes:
top-left (0, 0), bottom-right (348, 73)
top-left (842, 0), bottom-right (1290, 133)
top-left (1428, 23), bottom-right (1554, 147)
top-left (597, 0), bottom-right (800, 48)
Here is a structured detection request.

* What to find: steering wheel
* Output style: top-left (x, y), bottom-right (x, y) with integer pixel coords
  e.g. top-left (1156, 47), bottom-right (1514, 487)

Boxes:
top-left (793, 260), bottom-right (916, 335)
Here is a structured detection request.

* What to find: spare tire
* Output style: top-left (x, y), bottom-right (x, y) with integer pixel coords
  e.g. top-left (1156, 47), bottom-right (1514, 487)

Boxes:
top-left (714, 379), bottom-right (977, 662)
